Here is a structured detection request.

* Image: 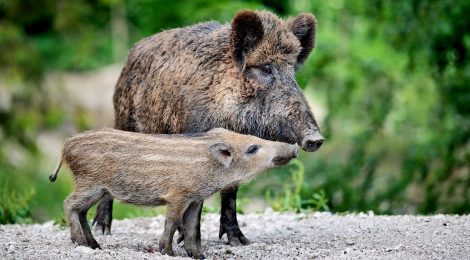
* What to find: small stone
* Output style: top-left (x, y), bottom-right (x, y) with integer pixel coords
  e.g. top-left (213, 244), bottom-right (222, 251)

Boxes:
top-left (385, 244), bottom-right (405, 252)
top-left (8, 244), bottom-right (16, 252)
top-left (75, 246), bottom-right (95, 254)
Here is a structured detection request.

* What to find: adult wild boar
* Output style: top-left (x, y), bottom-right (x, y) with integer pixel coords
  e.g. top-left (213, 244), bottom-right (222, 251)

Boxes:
top-left (94, 10), bottom-right (325, 247)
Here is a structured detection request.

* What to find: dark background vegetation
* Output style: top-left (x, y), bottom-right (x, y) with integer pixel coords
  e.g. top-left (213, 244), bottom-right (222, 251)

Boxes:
top-left (1, 0), bottom-right (469, 224)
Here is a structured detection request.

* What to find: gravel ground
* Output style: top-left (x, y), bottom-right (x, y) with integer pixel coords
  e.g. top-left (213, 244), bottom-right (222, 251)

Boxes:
top-left (1, 211), bottom-right (469, 259)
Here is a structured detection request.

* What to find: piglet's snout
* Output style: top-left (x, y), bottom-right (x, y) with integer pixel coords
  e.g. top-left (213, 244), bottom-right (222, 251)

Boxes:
top-left (290, 144), bottom-right (298, 158)
top-left (272, 144), bottom-right (298, 166)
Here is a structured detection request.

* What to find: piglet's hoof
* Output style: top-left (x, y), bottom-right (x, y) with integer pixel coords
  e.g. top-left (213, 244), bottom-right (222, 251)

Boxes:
top-left (186, 250), bottom-right (205, 260)
top-left (158, 241), bottom-right (174, 256)
top-left (71, 234), bottom-right (88, 247)
top-left (88, 240), bottom-right (101, 249)
top-left (184, 242), bottom-right (205, 259)
top-left (219, 224), bottom-right (251, 246)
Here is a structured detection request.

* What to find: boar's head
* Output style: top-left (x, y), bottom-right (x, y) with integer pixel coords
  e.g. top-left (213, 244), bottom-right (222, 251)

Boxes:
top-left (184, 11), bottom-right (324, 152)
top-left (227, 10), bottom-right (325, 152)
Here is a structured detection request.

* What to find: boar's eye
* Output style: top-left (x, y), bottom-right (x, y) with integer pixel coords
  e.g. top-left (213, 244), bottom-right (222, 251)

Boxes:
top-left (245, 65), bottom-right (275, 87)
top-left (260, 64), bottom-right (273, 75)
top-left (246, 145), bottom-right (259, 154)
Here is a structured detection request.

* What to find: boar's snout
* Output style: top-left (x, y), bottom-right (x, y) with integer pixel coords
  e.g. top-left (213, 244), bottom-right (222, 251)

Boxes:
top-left (272, 144), bottom-right (298, 166)
top-left (301, 131), bottom-right (325, 152)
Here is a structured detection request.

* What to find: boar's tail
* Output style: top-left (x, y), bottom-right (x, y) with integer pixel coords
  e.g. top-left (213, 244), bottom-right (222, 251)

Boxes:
top-left (49, 158), bottom-right (63, 182)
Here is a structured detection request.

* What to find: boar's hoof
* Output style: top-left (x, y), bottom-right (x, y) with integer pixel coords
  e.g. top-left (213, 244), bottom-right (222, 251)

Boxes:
top-left (219, 225), bottom-right (251, 246)
top-left (158, 241), bottom-right (174, 256)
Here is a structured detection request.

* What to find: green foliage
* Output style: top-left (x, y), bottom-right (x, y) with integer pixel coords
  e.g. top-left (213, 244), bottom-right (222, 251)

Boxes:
top-left (53, 213), bottom-right (67, 228)
top-left (0, 180), bottom-right (35, 224)
top-left (202, 205), bottom-right (220, 214)
top-left (112, 203), bottom-right (165, 219)
top-left (287, 0), bottom-right (470, 214)
top-left (267, 159), bottom-right (329, 212)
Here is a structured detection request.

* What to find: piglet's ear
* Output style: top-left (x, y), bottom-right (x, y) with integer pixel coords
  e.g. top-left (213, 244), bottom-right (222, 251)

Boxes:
top-left (286, 13), bottom-right (317, 65)
top-left (209, 143), bottom-right (233, 168)
top-left (230, 10), bottom-right (264, 72)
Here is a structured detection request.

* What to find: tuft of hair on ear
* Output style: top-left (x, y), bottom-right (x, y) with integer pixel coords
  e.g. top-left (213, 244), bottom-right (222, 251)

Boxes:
top-left (287, 13), bottom-right (317, 65)
top-left (230, 10), bottom-right (264, 72)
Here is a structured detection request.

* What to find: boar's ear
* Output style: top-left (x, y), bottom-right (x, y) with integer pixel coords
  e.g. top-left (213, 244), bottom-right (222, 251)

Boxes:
top-left (286, 13), bottom-right (317, 65)
top-left (230, 10), bottom-right (264, 72)
top-left (209, 142), bottom-right (233, 168)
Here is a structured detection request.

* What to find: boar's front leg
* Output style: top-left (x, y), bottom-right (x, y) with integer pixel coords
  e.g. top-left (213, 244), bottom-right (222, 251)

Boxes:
top-left (93, 197), bottom-right (113, 235)
top-left (219, 187), bottom-right (250, 246)
top-left (181, 201), bottom-right (205, 259)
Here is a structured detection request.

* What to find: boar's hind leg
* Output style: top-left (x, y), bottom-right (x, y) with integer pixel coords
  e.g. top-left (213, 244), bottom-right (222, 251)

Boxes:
top-left (93, 197), bottom-right (113, 235)
top-left (220, 187), bottom-right (250, 246)
top-left (159, 201), bottom-right (191, 257)
top-left (64, 188), bottom-right (105, 249)
top-left (181, 201), bottom-right (205, 259)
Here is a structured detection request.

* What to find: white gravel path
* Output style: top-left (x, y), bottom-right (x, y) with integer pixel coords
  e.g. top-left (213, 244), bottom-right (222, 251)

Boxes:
top-left (1, 212), bottom-right (469, 259)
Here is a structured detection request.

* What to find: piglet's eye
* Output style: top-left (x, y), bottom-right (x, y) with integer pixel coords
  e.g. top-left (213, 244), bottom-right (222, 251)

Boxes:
top-left (246, 145), bottom-right (259, 154)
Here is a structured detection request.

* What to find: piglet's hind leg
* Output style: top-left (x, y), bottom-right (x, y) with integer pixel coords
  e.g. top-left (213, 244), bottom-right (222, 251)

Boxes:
top-left (64, 188), bottom-right (105, 249)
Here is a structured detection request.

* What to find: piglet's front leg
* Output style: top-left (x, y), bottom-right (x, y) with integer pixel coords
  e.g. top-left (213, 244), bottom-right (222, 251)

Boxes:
top-left (159, 201), bottom-right (189, 257)
top-left (159, 219), bottom-right (177, 256)
top-left (181, 201), bottom-right (205, 259)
